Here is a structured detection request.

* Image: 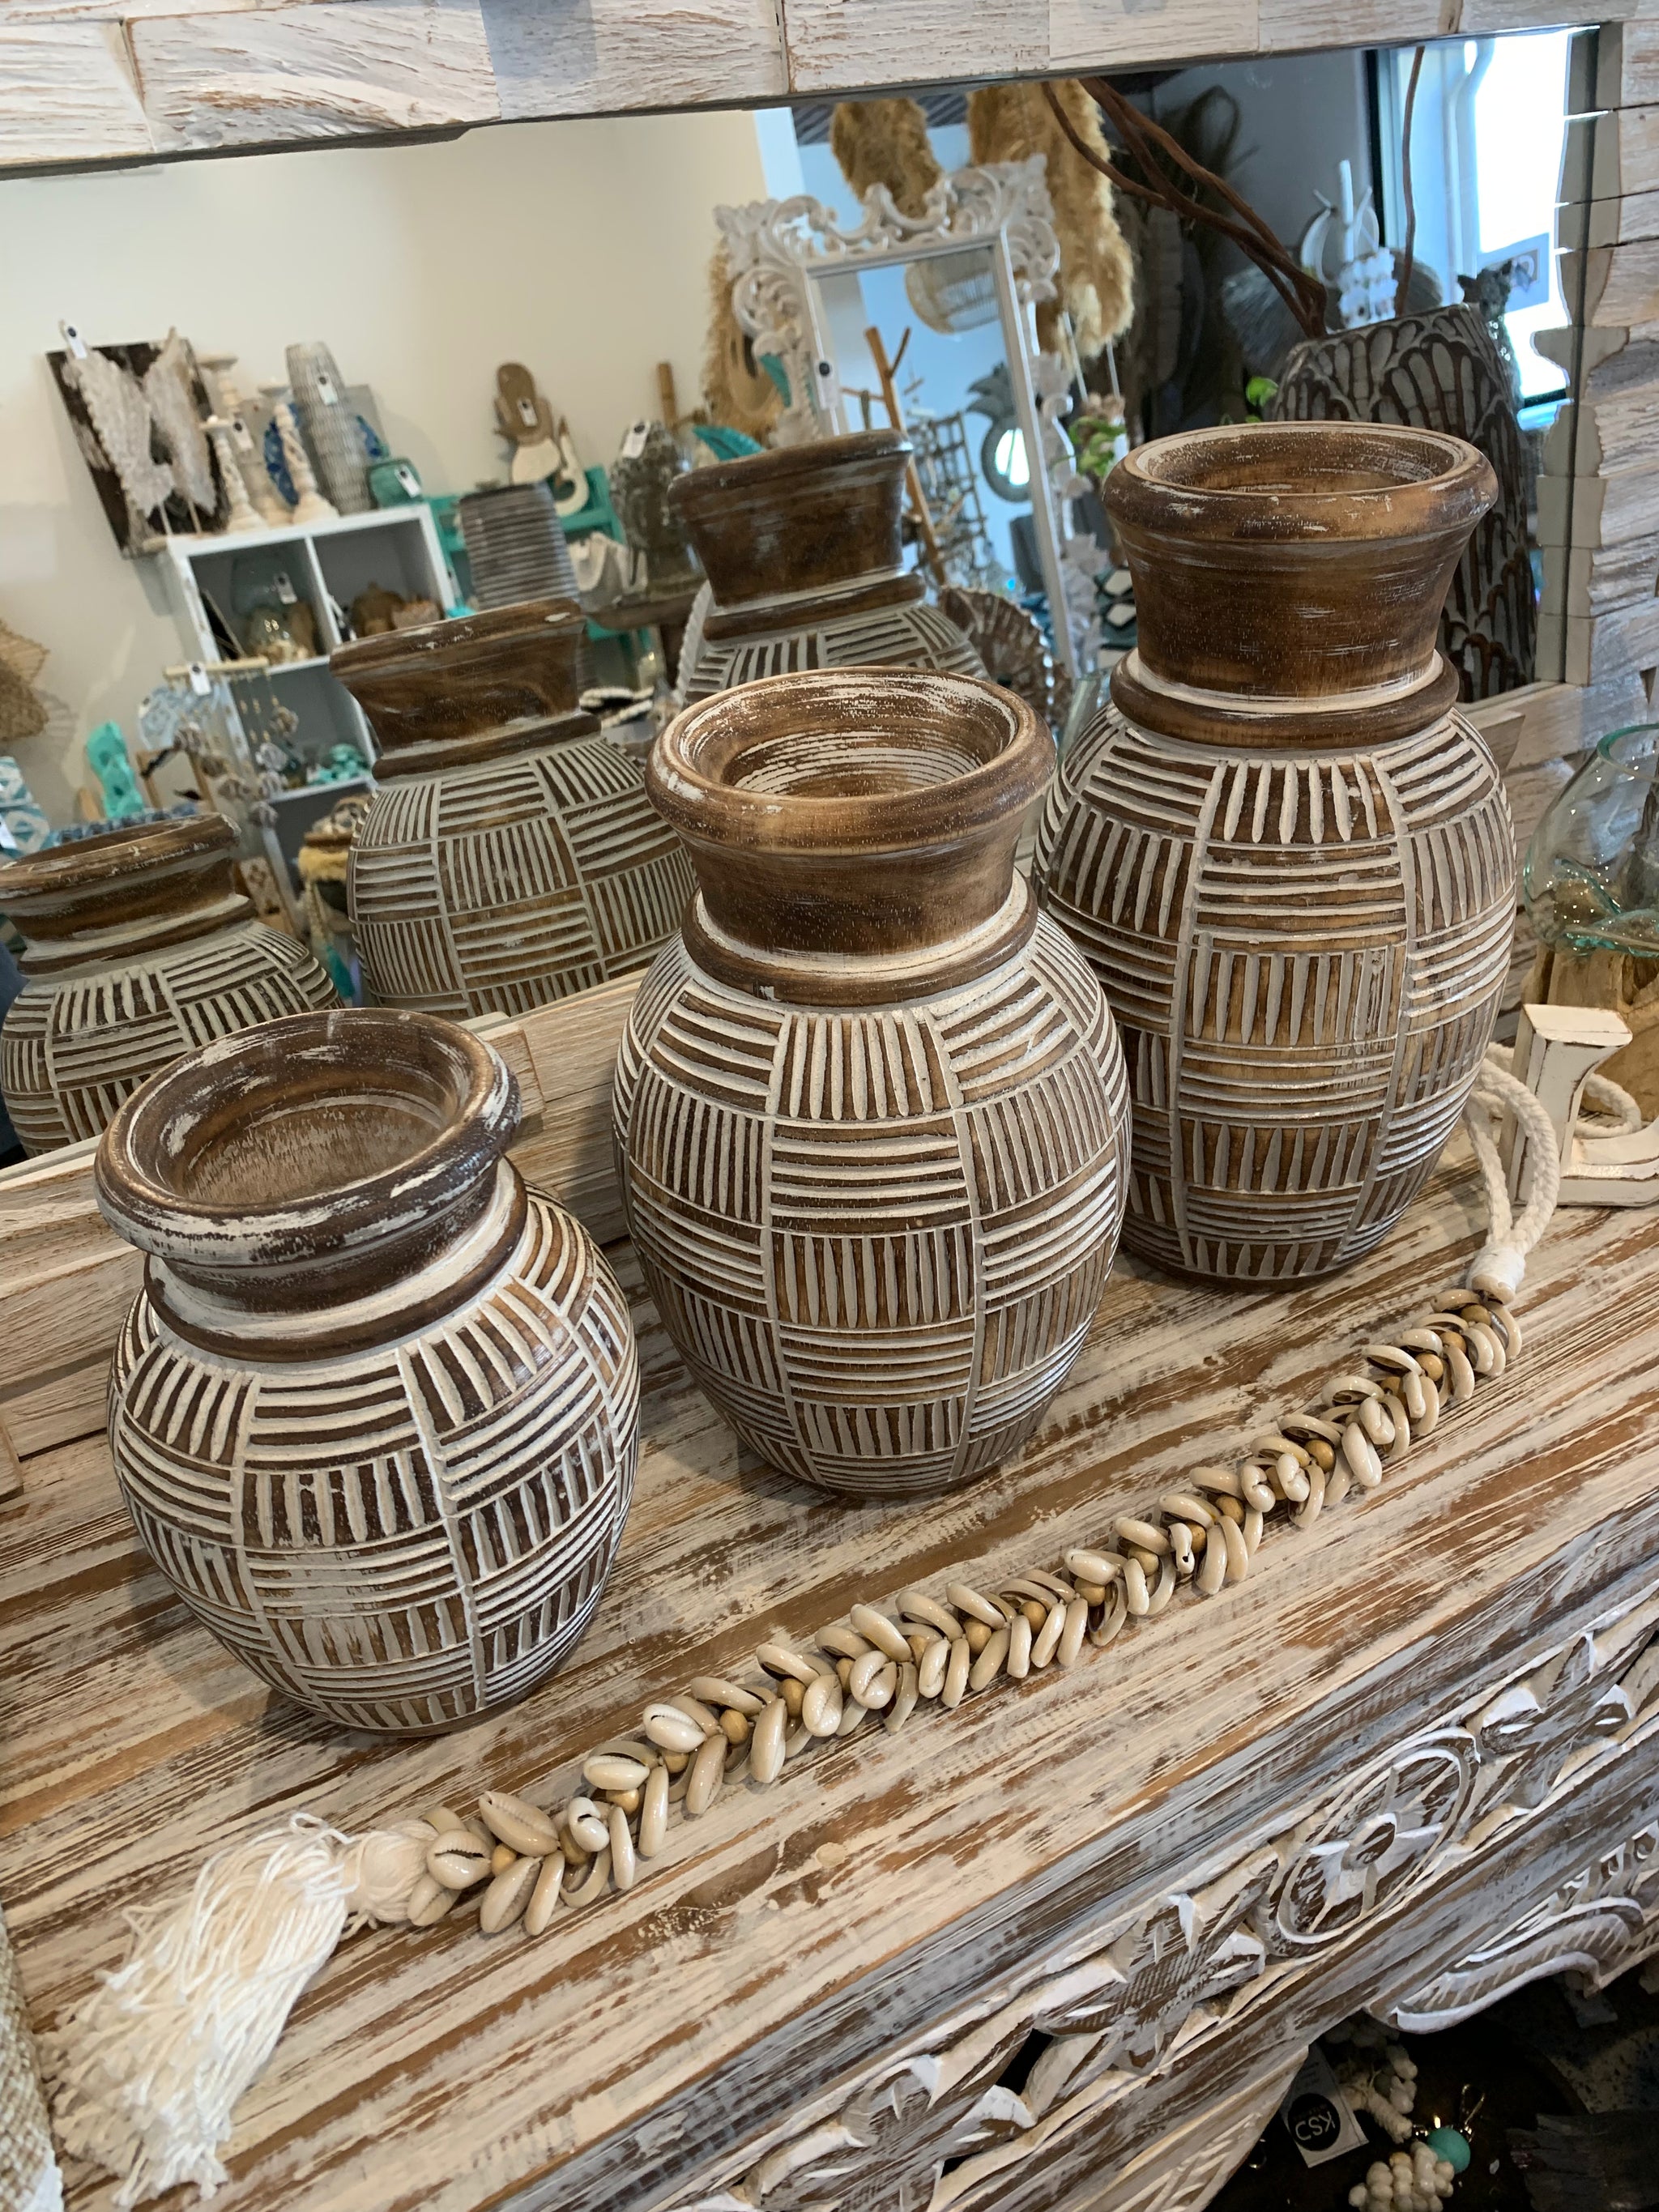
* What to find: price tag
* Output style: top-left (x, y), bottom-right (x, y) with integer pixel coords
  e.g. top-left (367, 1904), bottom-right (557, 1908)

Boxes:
top-left (517, 397), bottom-right (539, 428)
top-left (60, 320), bottom-right (88, 360)
top-left (273, 570), bottom-right (297, 606)
top-left (316, 369), bottom-right (340, 406)
top-left (230, 416), bottom-right (256, 452)
top-left (188, 662), bottom-right (211, 697)
top-left (1277, 2048), bottom-right (1368, 2168)
top-left (394, 462), bottom-right (420, 497)
top-left (812, 356), bottom-right (842, 414)
top-left (621, 420), bottom-right (650, 459)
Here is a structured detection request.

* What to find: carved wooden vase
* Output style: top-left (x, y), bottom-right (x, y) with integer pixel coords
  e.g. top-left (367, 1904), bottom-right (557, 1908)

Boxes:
top-left (96, 1007), bottom-right (639, 1735)
top-left (1036, 422), bottom-right (1516, 1285)
top-left (669, 431), bottom-right (983, 702)
top-left (1270, 305), bottom-right (1535, 699)
top-left (0, 812), bottom-right (336, 1154)
top-left (616, 667), bottom-right (1130, 1499)
top-left (336, 597), bottom-right (693, 1018)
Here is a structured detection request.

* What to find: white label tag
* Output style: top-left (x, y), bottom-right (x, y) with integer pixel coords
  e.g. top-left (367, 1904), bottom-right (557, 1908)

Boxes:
top-left (812, 356), bottom-right (842, 414)
top-left (188, 662), bottom-right (211, 696)
top-left (231, 416), bottom-right (256, 452)
top-left (1278, 2048), bottom-right (1369, 2168)
top-left (517, 397), bottom-right (539, 428)
top-left (394, 462), bottom-right (420, 497)
top-left (60, 320), bottom-right (88, 360)
top-left (316, 370), bottom-right (339, 406)
top-left (274, 570), bottom-right (297, 605)
top-left (621, 420), bottom-right (649, 459)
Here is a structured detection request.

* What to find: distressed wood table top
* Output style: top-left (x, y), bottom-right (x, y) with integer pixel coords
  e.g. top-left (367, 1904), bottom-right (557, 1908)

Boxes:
top-left (3, 1151), bottom-right (1658, 2212)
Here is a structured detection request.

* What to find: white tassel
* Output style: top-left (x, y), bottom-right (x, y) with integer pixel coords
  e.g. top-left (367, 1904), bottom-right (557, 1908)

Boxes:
top-left (1461, 1048), bottom-right (1563, 1302)
top-left (43, 1814), bottom-right (430, 2207)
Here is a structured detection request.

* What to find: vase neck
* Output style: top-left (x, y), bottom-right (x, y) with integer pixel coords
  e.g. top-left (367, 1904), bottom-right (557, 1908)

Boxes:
top-left (369, 707), bottom-right (600, 782)
top-left (6, 846), bottom-right (251, 979)
top-left (1111, 647), bottom-right (1461, 752)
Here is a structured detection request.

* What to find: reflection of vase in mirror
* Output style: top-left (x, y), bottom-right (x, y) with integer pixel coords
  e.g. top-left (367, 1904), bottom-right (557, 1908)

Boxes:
top-left (0, 813), bottom-right (337, 1153)
top-left (1035, 421), bottom-right (1516, 1285)
top-left (616, 666), bottom-right (1130, 1501)
top-left (1524, 724), bottom-right (1659, 958)
top-left (96, 1009), bottom-right (639, 1735)
top-left (669, 430), bottom-right (983, 701)
top-left (336, 598), bottom-right (694, 1018)
top-left (1270, 305), bottom-right (1535, 698)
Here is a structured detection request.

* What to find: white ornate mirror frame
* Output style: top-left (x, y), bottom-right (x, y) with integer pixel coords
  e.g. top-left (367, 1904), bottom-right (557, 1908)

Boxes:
top-left (714, 157), bottom-right (1092, 676)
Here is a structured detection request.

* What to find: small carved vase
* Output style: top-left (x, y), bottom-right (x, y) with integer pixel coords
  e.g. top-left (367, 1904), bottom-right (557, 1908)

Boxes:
top-left (1035, 421), bottom-right (1516, 1285)
top-left (616, 667), bottom-right (1131, 1500)
top-left (0, 813), bottom-right (336, 1154)
top-left (96, 1008), bottom-right (639, 1735)
top-left (669, 431), bottom-right (984, 701)
top-left (336, 597), bottom-right (694, 1018)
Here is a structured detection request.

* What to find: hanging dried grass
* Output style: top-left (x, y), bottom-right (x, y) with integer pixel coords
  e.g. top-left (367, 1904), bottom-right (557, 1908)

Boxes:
top-left (829, 96), bottom-right (944, 219)
top-left (969, 82), bottom-right (1135, 359)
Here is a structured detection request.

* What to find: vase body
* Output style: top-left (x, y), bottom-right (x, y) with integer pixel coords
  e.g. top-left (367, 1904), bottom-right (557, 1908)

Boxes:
top-left (669, 431), bottom-right (983, 702)
top-left (1035, 421), bottom-right (1516, 1285)
top-left (616, 667), bottom-right (1130, 1500)
top-left (96, 1009), bottom-right (639, 1735)
top-left (336, 598), bottom-right (693, 1018)
top-left (1271, 305), bottom-right (1535, 700)
top-left (0, 813), bottom-right (336, 1154)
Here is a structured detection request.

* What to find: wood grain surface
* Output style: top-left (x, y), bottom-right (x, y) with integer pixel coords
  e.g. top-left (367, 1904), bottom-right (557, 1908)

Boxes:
top-left (4, 1142), bottom-right (1657, 2212)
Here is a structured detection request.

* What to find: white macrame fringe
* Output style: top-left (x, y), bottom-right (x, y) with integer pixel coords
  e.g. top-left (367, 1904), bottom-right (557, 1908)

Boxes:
top-left (43, 1815), bottom-right (428, 2207)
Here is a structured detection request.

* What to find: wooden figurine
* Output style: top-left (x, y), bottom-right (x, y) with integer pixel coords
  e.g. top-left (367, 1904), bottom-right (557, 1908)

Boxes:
top-left (495, 361), bottom-right (586, 509)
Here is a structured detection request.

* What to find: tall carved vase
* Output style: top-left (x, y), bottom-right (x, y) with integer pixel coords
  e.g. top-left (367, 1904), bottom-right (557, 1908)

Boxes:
top-left (0, 813), bottom-right (336, 1153)
top-left (336, 598), bottom-right (694, 1017)
top-left (1034, 422), bottom-right (1516, 1285)
top-left (616, 667), bottom-right (1131, 1499)
top-left (96, 1008), bottom-right (639, 1735)
top-left (1270, 305), bottom-right (1535, 699)
top-left (669, 431), bottom-right (983, 701)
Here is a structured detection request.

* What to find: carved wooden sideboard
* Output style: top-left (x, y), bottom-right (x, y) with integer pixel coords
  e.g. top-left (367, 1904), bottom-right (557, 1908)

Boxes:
top-left (2, 956), bottom-right (1657, 2212)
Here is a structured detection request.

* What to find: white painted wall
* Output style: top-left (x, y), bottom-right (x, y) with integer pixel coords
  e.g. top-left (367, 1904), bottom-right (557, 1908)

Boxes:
top-left (0, 108), bottom-right (768, 821)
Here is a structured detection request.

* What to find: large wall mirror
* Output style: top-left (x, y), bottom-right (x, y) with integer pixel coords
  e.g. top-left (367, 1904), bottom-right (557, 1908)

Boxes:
top-left (0, 28), bottom-right (1613, 1154)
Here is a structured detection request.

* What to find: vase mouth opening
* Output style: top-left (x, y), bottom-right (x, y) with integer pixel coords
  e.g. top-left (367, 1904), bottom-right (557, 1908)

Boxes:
top-left (670, 428), bottom-right (911, 506)
top-left (0, 811), bottom-right (237, 906)
top-left (1596, 721), bottom-right (1659, 769)
top-left (651, 667), bottom-right (1048, 851)
top-left (1107, 422), bottom-right (1495, 540)
top-left (96, 1008), bottom-right (518, 1265)
top-left (330, 595), bottom-right (583, 683)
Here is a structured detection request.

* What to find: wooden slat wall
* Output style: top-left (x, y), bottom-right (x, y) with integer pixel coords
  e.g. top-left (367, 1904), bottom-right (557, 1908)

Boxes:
top-left (1, 0), bottom-right (1657, 175)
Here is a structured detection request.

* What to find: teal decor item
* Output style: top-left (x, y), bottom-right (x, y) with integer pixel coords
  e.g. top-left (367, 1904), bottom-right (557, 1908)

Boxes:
top-left (1424, 2128), bottom-right (1470, 2174)
top-left (369, 457), bottom-right (424, 506)
top-left (692, 424), bottom-right (764, 461)
top-left (309, 744), bottom-right (369, 785)
top-left (0, 757), bottom-right (50, 856)
top-left (86, 722), bottom-right (145, 820)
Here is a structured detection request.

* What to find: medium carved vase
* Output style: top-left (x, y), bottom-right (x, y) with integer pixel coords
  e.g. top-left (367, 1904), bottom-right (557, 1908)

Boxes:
top-left (1035, 421), bottom-right (1516, 1285)
top-left (336, 597), bottom-right (693, 1017)
top-left (616, 667), bottom-right (1130, 1499)
top-left (669, 431), bottom-right (983, 701)
top-left (0, 812), bottom-right (336, 1154)
top-left (96, 1008), bottom-right (639, 1735)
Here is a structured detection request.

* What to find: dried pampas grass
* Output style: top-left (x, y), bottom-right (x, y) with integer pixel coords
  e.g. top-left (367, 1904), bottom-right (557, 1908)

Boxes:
top-left (702, 240), bottom-right (783, 443)
top-left (829, 97), bottom-right (944, 219)
top-left (969, 81), bottom-right (1134, 359)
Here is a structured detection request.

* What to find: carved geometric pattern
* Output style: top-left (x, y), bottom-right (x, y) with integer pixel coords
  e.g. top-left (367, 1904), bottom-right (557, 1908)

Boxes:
top-left (107, 1192), bottom-right (638, 1733)
top-left (1034, 704), bottom-right (1516, 1280)
top-left (2, 920), bottom-right (335, 1153)
top-left (680, 593), bottom-right (983, 704)
top-left (660, 1581), bottom-right (1659, 2212)
top-left (615, 917), bottom-right (1130, 1496)
top-left (349, 738), bottom-right (694, 1020)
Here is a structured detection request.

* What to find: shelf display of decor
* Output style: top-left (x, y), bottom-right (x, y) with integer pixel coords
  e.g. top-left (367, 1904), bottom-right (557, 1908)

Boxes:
top-left (0, 812), bottom-right (337, 1153)
top-left (616, 665), bottom-right (1130, 1498)
top-left (94, 1008), bottom-right (640, 1735)
top-left (1035, 421), bottom-right (1516, 1284)
top-left (669, 431), bottom-right (984, 701)
top-left (335, 598), bottom-right (694, 1018)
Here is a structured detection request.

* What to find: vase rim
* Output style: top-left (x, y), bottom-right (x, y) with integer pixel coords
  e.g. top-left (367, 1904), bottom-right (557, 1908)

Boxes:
top-left (670, 428), bottom-right (911, 506)
top-left (649, 665), bottom-right (1048, 857)
top-left (96, 1007), bottom-right (518, 1270)
top-left (1105, 421), bottom-right (1495, 542)
top-left (330, 595), bottom-right (582, 682)
top-left (0, 811), bottom-right (237, 906)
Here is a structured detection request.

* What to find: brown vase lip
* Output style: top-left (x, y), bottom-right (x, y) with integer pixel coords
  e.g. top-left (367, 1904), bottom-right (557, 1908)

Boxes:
top-left (329, 595), bottom-right (584, 683)
top-left (1103, 421), bottom-right (1496, 543)
top-left (648, 666), bottom-right (1051, 858)
top-left (95, 1007), bottom-right (518, 1268)
top-left (668, 428), bottom-right (912, 511)
top-left (0, 812), bottom-right (236, 906)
